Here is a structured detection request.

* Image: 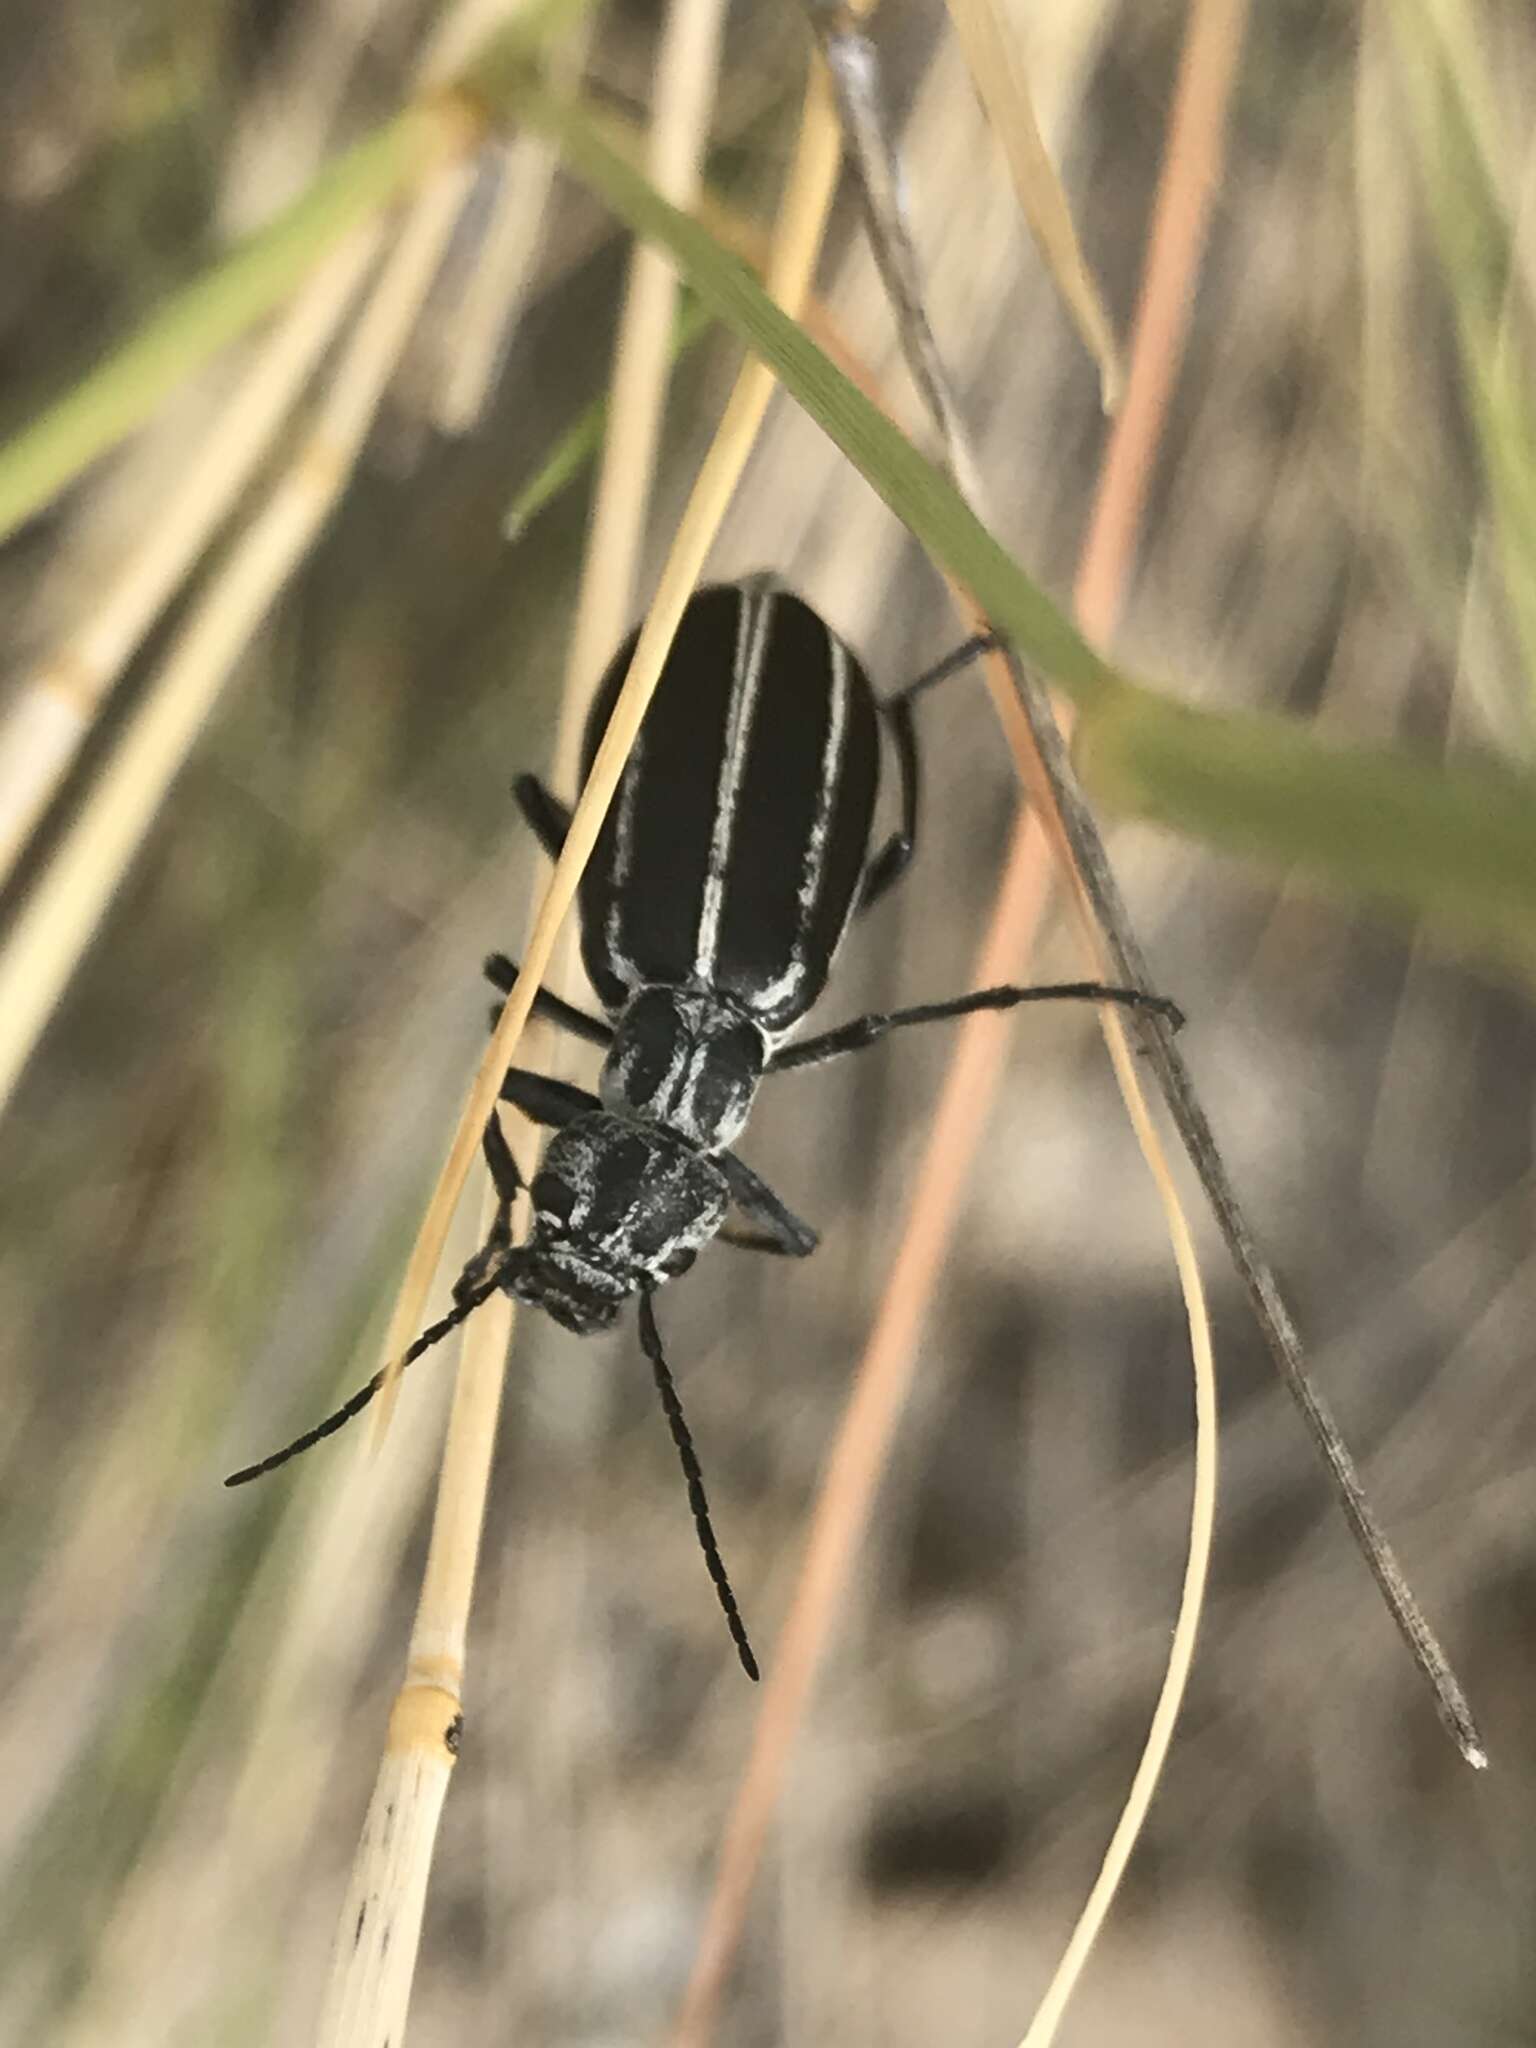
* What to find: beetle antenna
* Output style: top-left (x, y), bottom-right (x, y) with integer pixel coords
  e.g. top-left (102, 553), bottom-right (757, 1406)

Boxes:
top-left (224, 1271), bottom-right (506, 1487)
top-left (637, 1291), bottom-right (759, 1680)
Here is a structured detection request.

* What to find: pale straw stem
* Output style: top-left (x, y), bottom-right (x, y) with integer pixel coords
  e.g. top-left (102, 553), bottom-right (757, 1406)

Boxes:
top-left (0, 161), bottom-right (477, 1119)
top-left (0, 227), bottom-right (382, 890)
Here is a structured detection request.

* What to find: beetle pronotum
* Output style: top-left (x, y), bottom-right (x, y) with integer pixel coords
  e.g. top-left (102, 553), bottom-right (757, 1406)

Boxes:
top-left (228, 576), bottom-right (1179, 1675)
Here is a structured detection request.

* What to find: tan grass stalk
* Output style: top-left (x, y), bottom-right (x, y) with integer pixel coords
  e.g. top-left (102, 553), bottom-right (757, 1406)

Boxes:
top-left (0, 227), bottom-right (381, 891)
top-left (528, 0), bottom-right (728, 1209)
top-left (553, 0), bottom-right (731, 767)
top-left (0, 0), bottom-right (531, 898)
top-left (0, 161), bottom-right (478, 1120)
top-left (368, 46), bottom-right (846, 1422)
top-left (428, 13), bottom-right (597, 434)
top-left (675, 8), bottom-right (1245, 2039)
top-left (313, 1190), bottom-right (516, 2047)
top-left (324, 40), bottom-right (847, 2044)
top-left (828, 7), bottom-right (1236, 2033)
top-left (367, 4), bottom-right (809, 1446)
top-left (1073, 0), bottom-right (1249, 643)
top-left (329, 24), bottom-right (733, 2023)
top-left (420, 0), bottom-right (544, 83)
top-left (944, 0), bottom-right (1123, 410)
top-left (1011, 9), bottom-right (1252, 2029)
top-left (1015, 1072), bottom-right (1213, 2048)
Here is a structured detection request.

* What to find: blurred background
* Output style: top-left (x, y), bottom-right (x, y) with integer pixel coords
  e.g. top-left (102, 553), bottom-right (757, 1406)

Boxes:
top-left (2, 2), bottom-right (1534, 2042)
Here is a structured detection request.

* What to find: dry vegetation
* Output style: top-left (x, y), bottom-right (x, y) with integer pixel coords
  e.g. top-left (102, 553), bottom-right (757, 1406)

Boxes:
top-left (1, 2), bottom-right (1533, 2043)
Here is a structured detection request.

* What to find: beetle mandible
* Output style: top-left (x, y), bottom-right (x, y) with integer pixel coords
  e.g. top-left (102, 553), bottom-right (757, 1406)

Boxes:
top-left (228, 576), bottom-right (1180, 1676)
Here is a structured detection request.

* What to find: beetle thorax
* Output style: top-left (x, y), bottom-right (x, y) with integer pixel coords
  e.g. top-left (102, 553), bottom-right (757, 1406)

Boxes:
top-left (600, 985), bottom-right (769, 1151)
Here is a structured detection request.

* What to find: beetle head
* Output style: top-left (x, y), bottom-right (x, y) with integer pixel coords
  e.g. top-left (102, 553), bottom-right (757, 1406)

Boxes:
top-left (505, 1111), bottom-right (730, 1333)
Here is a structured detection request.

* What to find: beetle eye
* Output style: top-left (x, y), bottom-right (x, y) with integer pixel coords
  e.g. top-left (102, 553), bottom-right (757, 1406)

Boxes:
top-left (530, 1171), bottom-right (576, 1223)
top-left (660, 1245), bottom-right (698, 1279)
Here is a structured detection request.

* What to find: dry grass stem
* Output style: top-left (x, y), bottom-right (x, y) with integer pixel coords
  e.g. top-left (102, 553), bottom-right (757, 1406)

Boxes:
top-left (367, 31), bottom-right (843, 1446)
top-left (818, 14), bottom-right (1227, 2033)
top-left (0, 228), bottom-right (382, 890)
top-left (429, 14), bottom-right (597, 433)
top-left (331, 17), bottom-right (733, 2021)
top-left (315, 1188), bottom-right (516, 2047)
top-left (677, 7), bottom-right (1245, 2036)
top-left (1083, 0), bottom-right (1484, 1767)
top-left (836, 0), bottom-right (1484, 1769)
top-left (943, 0), bottom-right (1123, 410)
top-left (552, 0), bottom-right (731, 787)
top-left (0, 160), bottom-right (476, 1118)
top-left (5, 8), bottom-right (1526, 2042)
top-left (808, 6), bottom-right (984, 497)
top-left (1073, 0), bottom-right (1249, 643)
top-left (672, 817), bottom-right (1060, 2048)
top-left (1017, 1031), bottom-right (1216, 2047)
top-left (335, 37), bottom-right (843, 2041)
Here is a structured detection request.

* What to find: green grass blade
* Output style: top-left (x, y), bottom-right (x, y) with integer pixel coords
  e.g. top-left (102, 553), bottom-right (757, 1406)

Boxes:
top-left (490, 90), bottom-right (1123, 704)
top-left (503, 293), bottom-right (715, 539)
top-left (0, 0), bottom-right (595, 547)
top-left (1083, 697), bottom-right (1536, 970)
top-left (504, 82), bottom-right (1536, 971)
top-left (1389, 1), bottom-right (1536, 731)
top-left (0, 111), bottom-right (440, 546)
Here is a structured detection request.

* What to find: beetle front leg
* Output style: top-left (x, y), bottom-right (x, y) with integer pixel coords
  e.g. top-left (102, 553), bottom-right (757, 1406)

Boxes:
top-left (499, 1066), bottom-right (602, 1129)
top-left (453, 1114), bottom-right (526, 1305)
top-left (717, 1151), bottom-right (819, 1256)
top-left (484, 951), bottom-right (612, 1049)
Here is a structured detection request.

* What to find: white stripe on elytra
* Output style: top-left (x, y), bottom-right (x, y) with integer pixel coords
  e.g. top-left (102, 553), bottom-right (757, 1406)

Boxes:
top-left (612, 990), bottom-right (690, 1115)
top-left (750, 626), bottom-right (851, 1023)
top-left (693, 584), bottom-right (772, 979)
top-left (603, 724), bottom-right (647, 985)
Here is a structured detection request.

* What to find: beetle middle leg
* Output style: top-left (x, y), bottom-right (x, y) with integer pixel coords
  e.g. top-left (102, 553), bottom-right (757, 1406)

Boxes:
top-left (498, 1066), bottom-right (601, 1129)
top-left (771, 983), bottom-right (1184, 1072)
top-left (484, 952), bottom-right (612, 1049)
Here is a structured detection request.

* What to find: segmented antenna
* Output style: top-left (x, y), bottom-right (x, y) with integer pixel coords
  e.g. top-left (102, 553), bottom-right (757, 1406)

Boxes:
top-left (224, 1272), bottom-right (505, 1487)
top-left (637, 1290), bottom-right (759, 1680)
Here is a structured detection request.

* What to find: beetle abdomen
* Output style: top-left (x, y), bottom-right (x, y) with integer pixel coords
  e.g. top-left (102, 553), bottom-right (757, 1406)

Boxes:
top-left (578, 581), bottom-right (880, 1034)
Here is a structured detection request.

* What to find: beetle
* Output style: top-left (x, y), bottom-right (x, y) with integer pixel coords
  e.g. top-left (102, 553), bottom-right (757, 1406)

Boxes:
top-left (228, 577), bottom-right (1180, 1676)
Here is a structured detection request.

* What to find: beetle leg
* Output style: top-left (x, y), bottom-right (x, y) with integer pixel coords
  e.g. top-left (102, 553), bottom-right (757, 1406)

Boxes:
top-left (513, 773), bottom-right (573, 861)
top-left (860, 632), bottom-right (1001, 912)
top-left (483, 952), bottom-right (613, 1048)
top-left (717, 1226), bottom-right (816, 1257)
top-left (499, 1066), bottom-right (601, 1128)
top-left (480, 1111), bottom-right (525, 1202)
top-left (859, 690), bottom-right (919, 910)
top-left (772, 982), bottom-right (1184, 1071)
top-left (454, 1114), bottom-right (525, 1304)
top-left (717, 1151), bottom-right (819, 1256)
